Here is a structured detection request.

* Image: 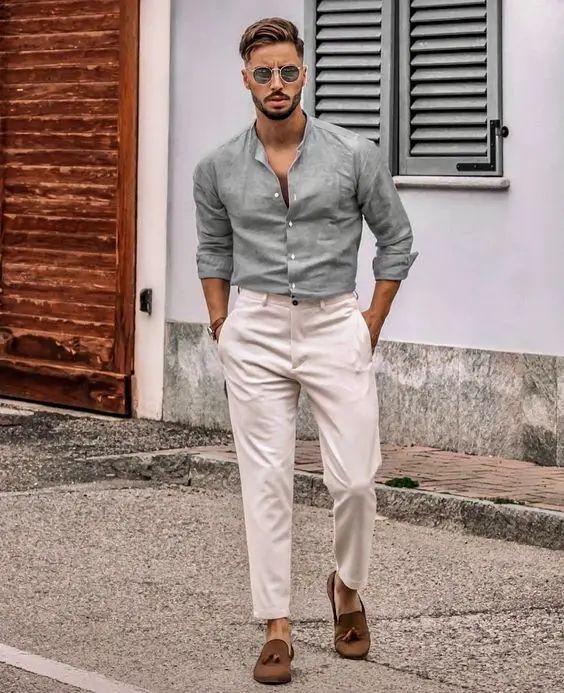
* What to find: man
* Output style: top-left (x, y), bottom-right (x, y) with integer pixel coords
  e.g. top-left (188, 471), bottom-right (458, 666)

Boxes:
top-left (194, 17), bottom-right (417, 685)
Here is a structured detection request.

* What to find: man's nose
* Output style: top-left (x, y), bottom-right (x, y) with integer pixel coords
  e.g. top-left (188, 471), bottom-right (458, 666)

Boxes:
top-left (270, 69), bottom-right (283, 89)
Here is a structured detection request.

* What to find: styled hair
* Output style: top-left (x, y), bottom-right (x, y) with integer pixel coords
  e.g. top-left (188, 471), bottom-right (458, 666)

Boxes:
top-left (239, 17), bottom-right (304, 63)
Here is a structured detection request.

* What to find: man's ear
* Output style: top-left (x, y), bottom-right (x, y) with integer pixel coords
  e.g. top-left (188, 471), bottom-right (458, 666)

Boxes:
top-left (303, 64), bottom-right (308, 87)
top-left (242, 68), bottom-right (250, 90)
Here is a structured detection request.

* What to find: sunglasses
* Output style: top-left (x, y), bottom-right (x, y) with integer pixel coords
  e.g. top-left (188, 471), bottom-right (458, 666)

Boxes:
top-left (246, 64), bottom-right (303, 85)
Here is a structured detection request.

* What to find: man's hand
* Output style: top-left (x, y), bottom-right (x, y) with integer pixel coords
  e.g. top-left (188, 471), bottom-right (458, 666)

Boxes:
top-left (201, 277), bottom-right (230, 343)
top-left (361, 310), bottom-right (385, 353)
top-left (361, 279), bottom-right (402, 352)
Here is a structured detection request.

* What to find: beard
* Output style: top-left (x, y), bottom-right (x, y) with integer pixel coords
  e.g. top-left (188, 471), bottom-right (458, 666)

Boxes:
top-left (252, 90), bottom-right (302, 121)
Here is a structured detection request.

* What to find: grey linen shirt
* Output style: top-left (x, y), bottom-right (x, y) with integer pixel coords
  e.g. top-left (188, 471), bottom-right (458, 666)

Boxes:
top-left (194, 114), bottom-right (417, 298)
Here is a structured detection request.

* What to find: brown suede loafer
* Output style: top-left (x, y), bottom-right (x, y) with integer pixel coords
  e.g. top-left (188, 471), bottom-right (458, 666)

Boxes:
top-left (253, 639), bottom-right (294, 685)
top-left (327, 570), bottom-right (371, 659)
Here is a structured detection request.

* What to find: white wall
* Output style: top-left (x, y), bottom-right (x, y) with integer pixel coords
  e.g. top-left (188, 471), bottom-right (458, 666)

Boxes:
top-left (379, 0), bottom-right (564, 356)
top-left (167, 0), bottom-right (564, 356)
top-left (167, 0), bottom-right (303, 321)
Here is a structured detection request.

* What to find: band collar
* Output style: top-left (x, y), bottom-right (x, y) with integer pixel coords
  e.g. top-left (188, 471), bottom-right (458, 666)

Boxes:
top-left (252, 112), bottom-right (311, 164)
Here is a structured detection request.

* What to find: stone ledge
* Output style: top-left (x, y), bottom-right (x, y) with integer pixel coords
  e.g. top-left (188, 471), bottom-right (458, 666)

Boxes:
top-left (393, 175), bottom-right (511, 191)
top-left (84, 449), bottom-right (564, 552)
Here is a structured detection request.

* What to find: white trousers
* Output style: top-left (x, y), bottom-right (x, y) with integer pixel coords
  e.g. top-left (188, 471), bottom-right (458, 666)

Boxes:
top-left (217, 287), bottom-right (382, 620)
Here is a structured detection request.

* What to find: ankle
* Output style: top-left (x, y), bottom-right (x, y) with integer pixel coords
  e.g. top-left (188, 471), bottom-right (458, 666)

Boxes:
top-left (335, 573), bottom-right (357, 598)
top-left (266, 617), bottom-right (291, 641)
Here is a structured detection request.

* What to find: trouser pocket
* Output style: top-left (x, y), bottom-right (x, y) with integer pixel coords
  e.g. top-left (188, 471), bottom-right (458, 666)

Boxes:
top-left (355, 308), bottom-right (373, 360)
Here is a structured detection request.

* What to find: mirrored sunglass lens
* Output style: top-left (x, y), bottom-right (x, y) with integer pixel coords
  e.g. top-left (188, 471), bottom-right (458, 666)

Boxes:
top-left (281, 66), bottom-right (300, 82)
top-left (253, 67), bottom-right (272, 84)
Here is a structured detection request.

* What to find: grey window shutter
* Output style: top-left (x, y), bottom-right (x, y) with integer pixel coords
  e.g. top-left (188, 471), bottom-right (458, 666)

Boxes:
top-left (398, 0), bottom-right (504, 176)
top-left (304, 0), bottom-right (395, 167)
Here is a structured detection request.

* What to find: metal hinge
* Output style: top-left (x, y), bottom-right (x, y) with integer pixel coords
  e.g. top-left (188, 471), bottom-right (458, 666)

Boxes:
top-left (457, 119), bottom-right (509, 173)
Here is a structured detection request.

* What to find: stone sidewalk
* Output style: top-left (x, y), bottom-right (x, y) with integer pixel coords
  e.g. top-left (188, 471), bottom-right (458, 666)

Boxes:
top-left (188, 440), bottom-right (564, 513)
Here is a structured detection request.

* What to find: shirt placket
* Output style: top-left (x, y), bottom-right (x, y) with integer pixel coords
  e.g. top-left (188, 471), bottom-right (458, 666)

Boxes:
top-left (285, 149), bottom-right (303, 300)
top-left (256, 140), bottom-right (305, 299)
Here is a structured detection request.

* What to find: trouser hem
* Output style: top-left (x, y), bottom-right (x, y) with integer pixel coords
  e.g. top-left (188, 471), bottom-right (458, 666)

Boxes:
top-left (336, 568), bottom-right (367, 592)
top-left (253, 609), bottom-right (291, 620)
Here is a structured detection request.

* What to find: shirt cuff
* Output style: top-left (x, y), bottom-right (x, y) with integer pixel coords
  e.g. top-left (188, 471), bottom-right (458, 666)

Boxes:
top-left (196, 255), bottom-right (233, 281)
top-left (372, 251), bottom-right (418, 281)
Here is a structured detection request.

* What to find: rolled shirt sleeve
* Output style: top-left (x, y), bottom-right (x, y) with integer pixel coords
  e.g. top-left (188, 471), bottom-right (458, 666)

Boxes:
top-left (193, 158), bottom-right (234, 281)
top-left (355, 139), bottom-right (418, 281)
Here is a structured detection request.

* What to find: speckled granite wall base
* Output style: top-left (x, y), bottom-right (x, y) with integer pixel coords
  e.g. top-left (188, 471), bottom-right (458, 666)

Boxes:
top-left (375, 343), bottom-right (563, 467)
top-left (163, 322), bottom-right (564, 467)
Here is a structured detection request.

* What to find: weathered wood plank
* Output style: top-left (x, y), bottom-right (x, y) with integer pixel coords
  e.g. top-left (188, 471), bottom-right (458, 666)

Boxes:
top-left (0, 312), bottom-right (115, 339)
top-left (0, 48), bottom-right (119, 68)
top-left (4, 149), bottom-right (118, 167)
top-left (0, 327), bottom-right (114, 370)
top-left (5, 99), bottom-right (119, 117)
top-left (2, 213), bottom-right (116, 234)
top-left (4, 132), bottom-right (118, 150)
top-left (2, 246), bottom-right (116, 270)
top-left (3, 65), bottom-right (119, 84)
top-left (4, 196), bottom-right (117, 218)
top-left (0, 1), bottom-right (119, 21)
top-left (2, 0), bottom-right (115, 3)
top-left (0, 358), bottom-right (128, 415)
top-left (1, 281), bottom-right (116, 306)
top-left (5, 82), bottom-right (119, 101)
top-left (5, 182), bottom-right (117, 202)
top-left (4, 164), bottom-right (117, 186)
top-left (2, 263), bottom-right (116, 290)
top-left (0, 15), bottom-right (120, 36)
top-left (0, 295), bottom-right (115, 322)
top-left (1, 30), bottom-right (120, 53)
top-left (3, 230), bottom-right (116, 253)
top-left (4, 116), bottom-right (118, 134)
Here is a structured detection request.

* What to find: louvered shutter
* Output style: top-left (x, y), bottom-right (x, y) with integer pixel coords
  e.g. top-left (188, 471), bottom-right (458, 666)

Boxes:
top-left (398, 0), bottom-right (503, 175)
top-left (304, 0), bottom-right (395, 166)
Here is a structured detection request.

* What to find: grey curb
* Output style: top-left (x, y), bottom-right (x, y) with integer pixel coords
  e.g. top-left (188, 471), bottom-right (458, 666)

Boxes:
top-left (86, 449), bottom-right (564, 551)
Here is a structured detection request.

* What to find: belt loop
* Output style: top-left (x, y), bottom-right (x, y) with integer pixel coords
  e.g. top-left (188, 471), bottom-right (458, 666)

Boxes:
top-left (320, 298), bottom-right (326, 311)
top-left (261, 292), bottom-right (269, 306)
top-left (353, 289), bottom-right (359, 300)
top-left (237, 286), bottom-right (241, 294)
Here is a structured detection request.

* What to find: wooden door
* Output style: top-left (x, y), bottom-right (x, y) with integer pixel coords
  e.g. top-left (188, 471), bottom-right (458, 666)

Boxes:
top-left (0, 0), bottom-right (139, 415)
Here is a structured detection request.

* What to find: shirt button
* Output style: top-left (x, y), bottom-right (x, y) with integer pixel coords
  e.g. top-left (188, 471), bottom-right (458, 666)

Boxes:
top-left (288, 221), bottom-right (293, 227)
top-left (274, 192), bottom-right (279, 198)
top-left (290, 254), bottom-right (295, 260)
top-left (291, 283), bottom-right (296, 289)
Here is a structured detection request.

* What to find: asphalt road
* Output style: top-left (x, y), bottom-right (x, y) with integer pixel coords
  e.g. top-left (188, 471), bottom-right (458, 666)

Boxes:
top-left (0, 403), bottom-right (233, 493)
top-left (0, 480), bottom-right (562, 693)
